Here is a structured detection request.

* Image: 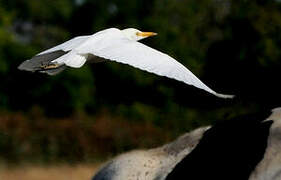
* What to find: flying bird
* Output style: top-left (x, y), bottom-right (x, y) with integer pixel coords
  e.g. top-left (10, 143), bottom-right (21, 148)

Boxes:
top-left (18, 28), bottom-right (234, 98)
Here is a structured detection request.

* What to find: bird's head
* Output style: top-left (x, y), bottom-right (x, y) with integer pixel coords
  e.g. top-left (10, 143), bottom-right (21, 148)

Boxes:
top-left (122, 28), bottom-right (157, 41)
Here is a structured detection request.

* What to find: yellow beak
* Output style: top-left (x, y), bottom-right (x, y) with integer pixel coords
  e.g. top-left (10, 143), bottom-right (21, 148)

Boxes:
top-left (136, 32), bottom-right (157, 37)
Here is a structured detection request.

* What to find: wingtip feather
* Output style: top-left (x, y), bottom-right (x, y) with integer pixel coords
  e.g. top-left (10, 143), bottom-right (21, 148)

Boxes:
top-left (214, 93), bottom-right (235, 99)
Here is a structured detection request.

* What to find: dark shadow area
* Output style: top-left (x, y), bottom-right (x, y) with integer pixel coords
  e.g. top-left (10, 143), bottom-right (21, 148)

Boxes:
top-left (166, 110), bottom-right (273, 180)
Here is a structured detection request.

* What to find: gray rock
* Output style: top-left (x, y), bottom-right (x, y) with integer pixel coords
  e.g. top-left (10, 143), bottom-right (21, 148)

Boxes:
top-left (92, 127), bottom-right (209, 180)
top-left (250, 108), bottom-right (281, 180)
top-left (92, 107), bottom-right (281, 180)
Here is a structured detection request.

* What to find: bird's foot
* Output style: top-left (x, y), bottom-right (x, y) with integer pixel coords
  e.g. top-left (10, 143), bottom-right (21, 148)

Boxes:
top-left (40, 63), bottom-right (59, 69)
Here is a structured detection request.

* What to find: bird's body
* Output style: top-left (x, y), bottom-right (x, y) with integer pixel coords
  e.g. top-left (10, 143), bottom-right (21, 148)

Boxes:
top-left (18, 28), bottom-right (233, 98)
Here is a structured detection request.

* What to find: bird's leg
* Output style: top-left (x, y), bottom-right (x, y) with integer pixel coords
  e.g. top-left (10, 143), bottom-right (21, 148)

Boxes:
top-left (40, 63), bottom-right (59, 70)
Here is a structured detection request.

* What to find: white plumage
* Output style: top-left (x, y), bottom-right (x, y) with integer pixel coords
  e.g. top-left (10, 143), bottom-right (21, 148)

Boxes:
top-left (18, 28), bottom-right (234, 98)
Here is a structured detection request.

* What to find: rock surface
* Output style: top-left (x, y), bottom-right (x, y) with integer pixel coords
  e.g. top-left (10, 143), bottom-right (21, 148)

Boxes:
top-left (92, 107), bottom-right (281, 180)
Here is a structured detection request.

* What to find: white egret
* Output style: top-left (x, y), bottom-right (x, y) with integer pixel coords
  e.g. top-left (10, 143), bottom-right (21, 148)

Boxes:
top-left (18, 28), bottom-right (234, 98)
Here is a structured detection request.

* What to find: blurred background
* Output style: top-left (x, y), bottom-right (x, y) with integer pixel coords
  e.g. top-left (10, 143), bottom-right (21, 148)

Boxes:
top-left (0, 0), bottom-right (281, 179)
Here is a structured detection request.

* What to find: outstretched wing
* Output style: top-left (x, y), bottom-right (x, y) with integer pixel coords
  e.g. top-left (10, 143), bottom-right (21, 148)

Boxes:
top-left (74, 29), bottom-right (233, 98)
